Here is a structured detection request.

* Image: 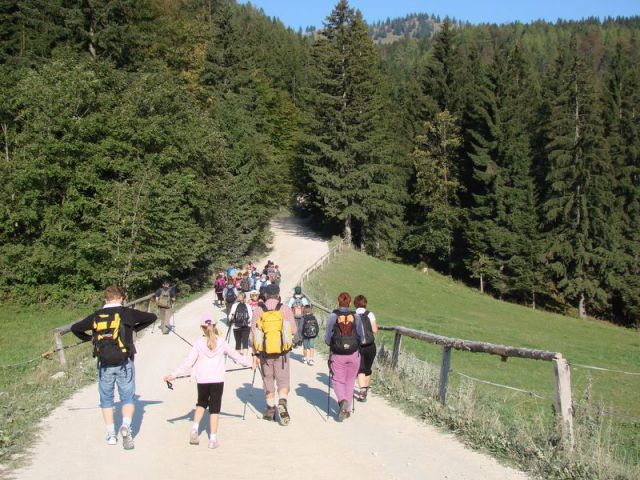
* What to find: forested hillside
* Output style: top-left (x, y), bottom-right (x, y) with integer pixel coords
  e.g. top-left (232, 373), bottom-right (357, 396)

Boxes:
top-left (1, 0), bottom-right (638, 327)
top-left (0, 0), bottom-right (308, 301)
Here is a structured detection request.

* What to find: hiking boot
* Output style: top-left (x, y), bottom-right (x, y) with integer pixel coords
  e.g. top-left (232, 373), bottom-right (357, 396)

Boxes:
top-left (208, 439), bottom-right (220, 449)
top-left (338, 400), bottom-right (350, 421)
top-left (106, 433), bottom-right (117, 445)
top-left (119, 425), bottom-right (134, 450)
top-left (189, 429), bottom-right (199, 445)
top-left (277, 399), bottom-right (290, 426)
top-left (263, 406), bottom-right (276, 421)
top-left (360, 387), bottom-right (368, 402)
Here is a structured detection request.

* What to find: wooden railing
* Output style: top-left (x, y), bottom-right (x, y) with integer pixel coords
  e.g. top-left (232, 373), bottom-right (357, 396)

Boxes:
top-left (299, 239), bottom-right (346, 289)
top-left (51, 293), bottom-right (156, 367)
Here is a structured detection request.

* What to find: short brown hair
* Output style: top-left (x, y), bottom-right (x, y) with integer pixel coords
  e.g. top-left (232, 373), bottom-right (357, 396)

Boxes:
top-left (337, 292), bottom-right (351, 308)
top-left (104, 285), bottom-right (124, 302)
top-left (354, 295), bottom-right (367, 309)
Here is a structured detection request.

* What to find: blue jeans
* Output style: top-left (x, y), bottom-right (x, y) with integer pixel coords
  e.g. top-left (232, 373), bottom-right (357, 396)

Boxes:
top-left (302, 337), bottom-right (315, 349)
top-left (98, 359), bottom-right (136, 408)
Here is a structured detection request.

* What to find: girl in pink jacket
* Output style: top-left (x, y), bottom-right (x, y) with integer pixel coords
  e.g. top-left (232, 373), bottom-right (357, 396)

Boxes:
top-left (164, 314), bottom-right (251, 449)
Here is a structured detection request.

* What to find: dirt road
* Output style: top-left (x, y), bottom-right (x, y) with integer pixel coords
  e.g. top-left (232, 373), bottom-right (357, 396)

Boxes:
top-left (11, 216), bottom-right (527, 480)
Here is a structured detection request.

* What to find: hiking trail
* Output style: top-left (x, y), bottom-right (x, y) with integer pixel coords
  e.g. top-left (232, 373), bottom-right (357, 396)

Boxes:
top-left (11, 216), bottom-right (527, 480)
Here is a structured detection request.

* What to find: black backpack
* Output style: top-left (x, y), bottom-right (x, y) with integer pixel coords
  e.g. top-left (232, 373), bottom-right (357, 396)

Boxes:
top-left (330, 310), bottom-right (359, 355)
top-left (92, 309), bottom-right (129, 366)
top-left (225, 287), bottom-right (237, 304)
top-left (302, 314), bottom-right (319, 339)
top-left (360, 310), bottom-right (375, 346)
top-left (233, 303), bottom-right (251, 328)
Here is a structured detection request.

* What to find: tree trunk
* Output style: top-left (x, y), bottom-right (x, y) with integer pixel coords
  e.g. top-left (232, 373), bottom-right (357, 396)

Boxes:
top-left (344, 216), bottom-right (352, 245)
top-left (532, 290), bottom-right (536, 310)
top-left (578, 293), bottom-right (587, 319)
top-left (479, 273), bottom-right (484, 294)
top-left (2, 123), bottom-right (9, 163)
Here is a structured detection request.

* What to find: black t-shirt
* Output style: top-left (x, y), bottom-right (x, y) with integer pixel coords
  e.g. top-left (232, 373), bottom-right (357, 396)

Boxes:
top-left (71, 306), bottom-right (157, 360)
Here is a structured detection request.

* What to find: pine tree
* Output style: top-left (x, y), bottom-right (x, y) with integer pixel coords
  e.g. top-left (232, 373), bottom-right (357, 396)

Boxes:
top-left (301, 1), bottom-right (404, 249)
top-left (404, 110), bottom-right (462, 271)
top-left (542, 38), bottom-right (616, 319)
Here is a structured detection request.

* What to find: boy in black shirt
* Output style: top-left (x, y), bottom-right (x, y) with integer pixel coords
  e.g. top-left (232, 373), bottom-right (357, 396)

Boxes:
top-left (71, 286), bottom-right (156, 449)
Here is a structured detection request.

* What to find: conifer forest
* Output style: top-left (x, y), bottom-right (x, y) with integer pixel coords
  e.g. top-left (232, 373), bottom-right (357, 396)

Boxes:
top-left (1, 1), bottom-right (638, 326)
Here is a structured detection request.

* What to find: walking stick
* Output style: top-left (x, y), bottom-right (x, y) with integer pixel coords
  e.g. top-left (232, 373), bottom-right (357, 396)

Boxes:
top-left (243, 368), bottom-right (257, 421)
top-left (327, 357), bottom-right (332, 418)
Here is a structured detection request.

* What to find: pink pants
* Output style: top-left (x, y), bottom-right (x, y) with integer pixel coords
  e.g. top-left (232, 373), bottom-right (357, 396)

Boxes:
top-left (330, 351), bottom-right (360, 409)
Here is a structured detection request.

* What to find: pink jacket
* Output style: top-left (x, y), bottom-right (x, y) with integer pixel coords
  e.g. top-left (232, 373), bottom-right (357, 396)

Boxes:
top-left (171, 337), bottom-right (251, 384)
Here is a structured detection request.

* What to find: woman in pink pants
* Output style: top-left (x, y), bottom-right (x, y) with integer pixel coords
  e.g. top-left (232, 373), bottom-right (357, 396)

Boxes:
top-left (324, 292), bottom-right (365, 421)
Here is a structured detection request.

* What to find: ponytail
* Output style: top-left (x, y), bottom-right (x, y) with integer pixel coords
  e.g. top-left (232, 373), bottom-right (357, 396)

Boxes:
top-left (203, 324), bottom-right (219, 351)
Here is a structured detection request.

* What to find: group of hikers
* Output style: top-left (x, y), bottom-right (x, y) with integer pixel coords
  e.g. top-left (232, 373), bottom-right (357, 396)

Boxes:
top-left (70, 260), bottom-right (378, 451)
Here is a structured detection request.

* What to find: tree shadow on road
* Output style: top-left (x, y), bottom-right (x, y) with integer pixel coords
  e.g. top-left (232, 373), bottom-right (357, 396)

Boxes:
top-left (113, 396), bottom-right (162, 436)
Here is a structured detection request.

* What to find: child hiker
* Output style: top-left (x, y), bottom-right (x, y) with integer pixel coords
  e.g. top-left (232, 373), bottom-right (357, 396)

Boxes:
top-left (163, 314), bottom-right (251, 449)
top-left (301, 305), bottom-right (319, 366)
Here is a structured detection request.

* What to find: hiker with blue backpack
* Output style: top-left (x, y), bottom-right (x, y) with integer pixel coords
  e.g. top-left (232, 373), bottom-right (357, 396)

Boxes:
top-left (251, 283), bottom-right (297, 425)
top-left (325, 291), bottom-right (365, 421)
top-left (228, 292), bottom-right (252, 357)
top-left (353, 295), bottom-right (378, 402)
top-left (71, 285), bottom-right (157, 449)
top-left (163, 314), bottom-right (251, 449)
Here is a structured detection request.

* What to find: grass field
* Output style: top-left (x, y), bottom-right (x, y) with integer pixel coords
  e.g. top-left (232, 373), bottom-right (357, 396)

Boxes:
top-left (304, 249), bottom-right (640, 472)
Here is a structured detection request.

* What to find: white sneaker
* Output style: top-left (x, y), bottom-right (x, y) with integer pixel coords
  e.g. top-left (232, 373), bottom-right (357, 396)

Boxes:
top-left (309, 359), bottom-right (315, 366)
top-left (106, 433), bottom-right (117, 445)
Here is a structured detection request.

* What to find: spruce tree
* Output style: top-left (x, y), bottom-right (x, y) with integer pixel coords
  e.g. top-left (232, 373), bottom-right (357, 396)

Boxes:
top-left (542, 38), bottom-right (615, 319)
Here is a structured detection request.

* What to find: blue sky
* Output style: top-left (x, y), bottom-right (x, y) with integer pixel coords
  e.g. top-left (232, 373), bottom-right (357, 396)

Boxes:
top-left (238, 0), bottom-right (639, 30)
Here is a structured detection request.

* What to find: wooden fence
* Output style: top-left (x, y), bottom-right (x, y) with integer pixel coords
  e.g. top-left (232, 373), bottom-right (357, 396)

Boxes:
top-left (51, 292), bottom-right (156, 367)
top-left (299, 239), bottom-right (346, 289)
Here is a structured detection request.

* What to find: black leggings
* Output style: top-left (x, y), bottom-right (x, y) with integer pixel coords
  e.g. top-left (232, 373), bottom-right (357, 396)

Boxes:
top-left (196, 382), bottom-right (224, 414)
top-left (233, 327), bottom-right (250, 350)
top-left (359, 343), bottom-right (377, 376)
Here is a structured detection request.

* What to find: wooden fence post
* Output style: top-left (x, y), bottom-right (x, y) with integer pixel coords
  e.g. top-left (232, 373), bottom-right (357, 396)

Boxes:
top-left (391, 331), bottom-right (402, 370)
top-left (438, 346), bottom-right (452, 404)
top-left (552, 354), bottom-right (575, 449)
top-left (53, 329), bottom-right (66, 367)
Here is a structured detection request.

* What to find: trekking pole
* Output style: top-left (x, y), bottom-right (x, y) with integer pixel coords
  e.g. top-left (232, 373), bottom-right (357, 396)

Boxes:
top-left (169, 327), bottom-right (193, 347)
top-left (327, 358), bottom-right (332, 418)
top-left (243, 368), bottom-right (258, 421)
top-left (165, 375), bottom-right (190, 390)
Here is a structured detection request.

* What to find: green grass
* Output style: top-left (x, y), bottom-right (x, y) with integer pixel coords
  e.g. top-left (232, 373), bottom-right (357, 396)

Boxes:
top-left (305, 249), bottom-right (640, 471)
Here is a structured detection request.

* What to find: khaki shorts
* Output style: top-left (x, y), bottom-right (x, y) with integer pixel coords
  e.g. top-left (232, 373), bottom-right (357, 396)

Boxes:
top-left (260, 354), bottom-right (290, 393)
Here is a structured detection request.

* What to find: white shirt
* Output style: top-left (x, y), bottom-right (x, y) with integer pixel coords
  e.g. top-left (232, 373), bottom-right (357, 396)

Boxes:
top-left (229, 300), bottom-right (252, 329)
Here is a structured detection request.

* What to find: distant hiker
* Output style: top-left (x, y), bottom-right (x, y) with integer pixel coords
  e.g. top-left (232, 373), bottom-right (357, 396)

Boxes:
top-left (353, 295), bottom-right (378, 402)
top-left (274, 264), bottom-right (282, 286)
top-left (301, 305), bottom-right (319, 366)
top-left (223, 279), bottom-right (238, 318)
top-left (257, 274), bottom-right (270, 298)
top-left (251, 283), bottom-right (296, 425)
top-left (214, 273), bottom-right (226, 308)
top-left (288, 286), bottom-right (310, 347)
top-left (248, 290), bottom-right (260, 308)
top-left (239, 271), bottom-right (251, 293)
top-left (71, 285), bottom-right (156, 449)
top-left (164, 314), bottom-right (251, 449)
top-left (155, 280), bottom-right (176, 334)
top-left (229, 292), bottom-right (252, 357)
top-left (325, 292), bottom-right (365, 421)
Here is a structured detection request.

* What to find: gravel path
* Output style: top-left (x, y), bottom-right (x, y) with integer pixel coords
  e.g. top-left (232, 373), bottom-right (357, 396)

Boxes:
top-left (10, 216), bottom-right (527, 480)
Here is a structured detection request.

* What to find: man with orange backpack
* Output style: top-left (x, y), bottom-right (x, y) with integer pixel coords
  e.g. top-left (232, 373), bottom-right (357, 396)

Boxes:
top-left (251, 284), bottom-right (297, 426)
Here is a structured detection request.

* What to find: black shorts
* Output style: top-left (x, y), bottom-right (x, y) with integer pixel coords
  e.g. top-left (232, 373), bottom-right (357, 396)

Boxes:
top-left (359, 343), bottom-right (377, 376)
top-left (196, 382), bottom-right (224, 414)
top-left (233, 327), bottom-right (250, 350)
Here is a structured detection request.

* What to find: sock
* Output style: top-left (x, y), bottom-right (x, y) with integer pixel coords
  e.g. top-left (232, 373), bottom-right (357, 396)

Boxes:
top-left (266, 398), bottom-right (276, 408)
top-left (279, 394), bottom-right (287, 403)
top-left (106, 424), bottom-right (115, 436)
top-left (192, 422), bottom-right (199, 432)
top-left (209, 433), bottom-right (217, 441)
top-left (122, 417), bottom-right (132, 429)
